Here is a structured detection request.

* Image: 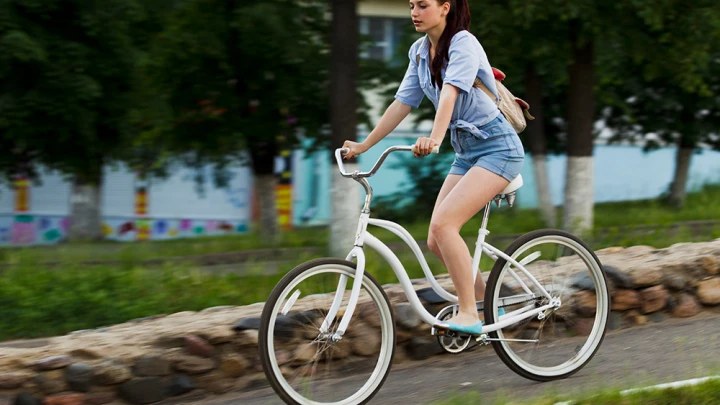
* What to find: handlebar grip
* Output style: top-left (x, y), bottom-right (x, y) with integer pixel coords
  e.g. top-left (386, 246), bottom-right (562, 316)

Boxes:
top-left (411, 144), bottom-right (440, 154)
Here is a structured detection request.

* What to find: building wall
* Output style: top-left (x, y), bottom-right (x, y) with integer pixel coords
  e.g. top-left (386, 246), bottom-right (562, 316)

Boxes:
top-left (0, 163), bottom-right (252, 246)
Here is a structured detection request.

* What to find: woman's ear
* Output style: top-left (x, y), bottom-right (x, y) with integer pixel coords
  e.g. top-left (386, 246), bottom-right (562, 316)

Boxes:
top-left (442, 1), bottom-right (451, 16)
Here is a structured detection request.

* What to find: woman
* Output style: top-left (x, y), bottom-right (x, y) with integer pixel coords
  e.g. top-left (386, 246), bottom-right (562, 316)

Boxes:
top-left (342, 0), bottom-right (525, 334)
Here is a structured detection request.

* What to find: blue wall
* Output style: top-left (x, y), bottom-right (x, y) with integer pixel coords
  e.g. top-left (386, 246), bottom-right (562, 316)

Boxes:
top-left (292, 138), bottom-right (720, 225)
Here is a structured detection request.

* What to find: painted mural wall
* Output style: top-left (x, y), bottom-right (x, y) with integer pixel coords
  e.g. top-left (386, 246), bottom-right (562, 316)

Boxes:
top-left (0, 164), bottom-right (253, 247)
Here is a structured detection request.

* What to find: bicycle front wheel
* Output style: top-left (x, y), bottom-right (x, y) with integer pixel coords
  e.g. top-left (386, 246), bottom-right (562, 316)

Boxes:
top-left (259, 258), bottom-right (396, 405)
top-left (484, 229), bottom-right (610, 381)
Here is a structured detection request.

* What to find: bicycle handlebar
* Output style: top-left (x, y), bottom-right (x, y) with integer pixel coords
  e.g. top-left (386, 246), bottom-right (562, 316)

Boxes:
top-left (334, 144), bottom-right (440, 178)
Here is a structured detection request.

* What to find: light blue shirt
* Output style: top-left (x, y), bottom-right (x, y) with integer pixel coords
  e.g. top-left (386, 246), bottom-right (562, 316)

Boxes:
top-left (394, 30), bottom-right (501, 139)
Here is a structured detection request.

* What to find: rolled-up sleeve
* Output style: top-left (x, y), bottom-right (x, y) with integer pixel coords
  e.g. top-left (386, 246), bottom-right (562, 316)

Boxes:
top-left (443, 33), bottom-right (481, 94)
top-left (394, 43), bottom-right (424, 108)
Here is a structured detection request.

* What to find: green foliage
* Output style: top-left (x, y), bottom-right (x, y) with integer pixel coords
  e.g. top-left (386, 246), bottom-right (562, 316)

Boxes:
top-left (0, 0), bottom-right (144, 182)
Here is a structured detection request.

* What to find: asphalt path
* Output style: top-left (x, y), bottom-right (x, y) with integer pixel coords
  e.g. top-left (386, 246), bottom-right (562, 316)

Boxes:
top-left (202, 311), bottom-right (720, 405)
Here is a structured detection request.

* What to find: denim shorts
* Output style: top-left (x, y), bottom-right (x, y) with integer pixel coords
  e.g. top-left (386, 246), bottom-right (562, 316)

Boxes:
top-left (448, 113), bottom-right (525, 182)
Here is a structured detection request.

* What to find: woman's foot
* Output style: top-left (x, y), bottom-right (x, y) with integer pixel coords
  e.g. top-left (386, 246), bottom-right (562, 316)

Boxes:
top-left (445, 311), bottom-right (483, 334)
top-left (446, 311), bottom-right (480, 327)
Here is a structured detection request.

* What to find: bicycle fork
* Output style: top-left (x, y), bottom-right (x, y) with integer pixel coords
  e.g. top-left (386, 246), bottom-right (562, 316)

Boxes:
top-left (318, 212), bottom-right (371, 338)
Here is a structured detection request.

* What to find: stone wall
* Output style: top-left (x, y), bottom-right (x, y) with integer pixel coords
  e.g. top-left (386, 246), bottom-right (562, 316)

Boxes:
top-left (1, 239), bottom-right (719, 405)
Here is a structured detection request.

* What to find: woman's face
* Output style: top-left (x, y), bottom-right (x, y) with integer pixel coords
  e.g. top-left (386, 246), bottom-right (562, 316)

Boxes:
top-left (409, 0), bottom-right (449, 33)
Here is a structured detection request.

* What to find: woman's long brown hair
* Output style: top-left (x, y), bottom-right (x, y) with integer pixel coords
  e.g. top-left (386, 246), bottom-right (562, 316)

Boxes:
top-left (430, 0), bottom-right (471, 89)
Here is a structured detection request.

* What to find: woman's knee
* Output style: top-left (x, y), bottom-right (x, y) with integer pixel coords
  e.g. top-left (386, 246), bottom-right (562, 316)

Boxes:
top-left (429, 219), bottom-right (454, 243)
top-left (427, 233), bottom-right (439, 254)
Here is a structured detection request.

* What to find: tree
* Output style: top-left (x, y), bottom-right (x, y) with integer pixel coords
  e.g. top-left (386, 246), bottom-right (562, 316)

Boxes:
top-left (146, 0), bottom-right (331, 243)
top-left (328, 0), bottom-right (361, 257)
top-left (602, 57), bottom-right (720, 208)
top-left (0, 0), bottom-right (143, 241)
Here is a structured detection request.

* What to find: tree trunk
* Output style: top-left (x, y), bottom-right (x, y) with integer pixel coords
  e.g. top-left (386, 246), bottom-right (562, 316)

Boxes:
top-left (255, 174), bottom-right (279, 242)
top-left (250, 144), bottom-right (279, 244)
top-left (68, 173), bottom-right (103, 242)
top-left (524, 64), bottom-right (556, 227)
top-left (329, 0), bottom-right (360, 258)
top-left (563, 26), bottom-right (595, 236)
top-left (668, 139), bottom-right (693, 208)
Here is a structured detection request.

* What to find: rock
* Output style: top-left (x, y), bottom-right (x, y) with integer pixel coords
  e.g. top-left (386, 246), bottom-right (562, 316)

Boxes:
top-left (626, 310), bottom-right (647, 326)
top-left (82, 392), bottom-right (116, 405)
top-left (570, 273), bottom-right (597, 291)
top-left (195, 373), bottom-right (236, 395)
top-left (672, 293), bottom-right (701, 318)
top-left (92, 359), bottom-right (132, 385)
top-left (405, 337), bottom-right (444, 361)
top-left (603, 266), bottom-right (634, 289)
top-left (236, 330), bottom-right (258, 346)
top-left (350, 327), bottom-right (381, 357)
top-left (648, 312), bottom-right (666, 323)
top-left (133, 354), bottom-right (171, 376)
top-left (231, 318), bottom-right (260, 332)
top-left (118, 377), bottom-right (168, 405)
top-left (356, 303), bottom-right (381, 328)
top-left (43, 394), bottom-right (84, 405)
top-left (663, 272), bottom-right (689, 290)
top-left (0, 373), bottom-right (32, 389)
top-left (572, 291), bottom-right (597, 317)
top-left (13, 393), bottom-right (41, 405)
top-left (33, 373), bottom-right (66, 395)
top-left (219, 355), bottom-right (250, 378)
top-left (701, 255), bottom-right (720, 275)
top-left (32, 355), bottom-right (71, 371)
top-left (608, 312), bottom-right (627, 330)
top-left (68, 349), bottom-right (105, 361)
top-left (627, 265), bottom-right (663, 288)
top-left (205, 328), bottom-right (235, 345)
top-left (165, 374), bottom-right (196, 397)
top-left (172, 356), bottom-right (216, 375)
top-left (153, 335), bottom-right (186, 350)
top-left (156, 390), bottom-right (206, 405)
top-left (184, 336), bottom-right (214, 358)
top-left (640, 285), bottom-right (669, 314)
top-left (65, 363), bottom-right (94, 392)
top-left (292, 343), bottom-right (317, 364)
top-left (612, 289), bottom-right (641, 311)
top-left (697, 277), bottom-right (720, 305)
top-left (416, 288), bottom-right (448, 305)
top-left (571, 318), bottom-right (595, 336)
top-left (394, 302), bottom-right (420, 330)
top-left (201, 306), bottom-right (234, 313)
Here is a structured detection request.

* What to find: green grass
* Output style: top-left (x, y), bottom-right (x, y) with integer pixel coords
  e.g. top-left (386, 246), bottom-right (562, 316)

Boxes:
top-left (432, 377), bottom-right (720, 405)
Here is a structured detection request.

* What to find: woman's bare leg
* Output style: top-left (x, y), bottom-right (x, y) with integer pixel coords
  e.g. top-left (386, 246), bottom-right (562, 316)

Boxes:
top-left (428, 175), bottom-right (491, 303)
top-left (430, 166), bottom-right (510, 326)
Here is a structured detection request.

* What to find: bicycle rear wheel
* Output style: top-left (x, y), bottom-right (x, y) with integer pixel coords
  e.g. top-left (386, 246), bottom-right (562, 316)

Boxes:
top-left (259, 258), bottom-right (395, 405)
top-left (484, 229), bottom-right (610, 381)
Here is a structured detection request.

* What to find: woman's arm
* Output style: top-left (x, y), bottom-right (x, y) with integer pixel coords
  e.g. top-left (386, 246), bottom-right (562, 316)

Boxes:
top-left (362, 100), bottom-right (412, 149)
top-left (414, 84), bottom-right (459, 156)
top-left (343, 99), bottom-right (412, 159)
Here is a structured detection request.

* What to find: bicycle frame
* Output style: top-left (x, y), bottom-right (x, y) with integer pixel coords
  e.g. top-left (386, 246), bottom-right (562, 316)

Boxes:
top-left (320, 146), bottom-right (557, 339)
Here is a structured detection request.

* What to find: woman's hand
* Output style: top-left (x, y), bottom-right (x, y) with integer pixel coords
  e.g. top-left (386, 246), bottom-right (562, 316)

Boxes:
top-left (414, 137), bottom-right (441, 157)
top-left (342, 140), bottom-right (368, 160)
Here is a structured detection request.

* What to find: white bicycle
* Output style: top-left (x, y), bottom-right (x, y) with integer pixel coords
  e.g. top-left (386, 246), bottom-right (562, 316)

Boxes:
top-left (259, 145), bottom-right (610, 405)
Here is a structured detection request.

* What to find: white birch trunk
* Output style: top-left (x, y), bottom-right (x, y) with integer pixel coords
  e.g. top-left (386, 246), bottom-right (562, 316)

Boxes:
top-left (562, 156), bottom-right (594, 236)
top-left (532, 155), bottom-right (557, 228)
top-left (68, 178), bottom-right (103, 242)
top-left (329, 162), bottom-right (360, 258)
